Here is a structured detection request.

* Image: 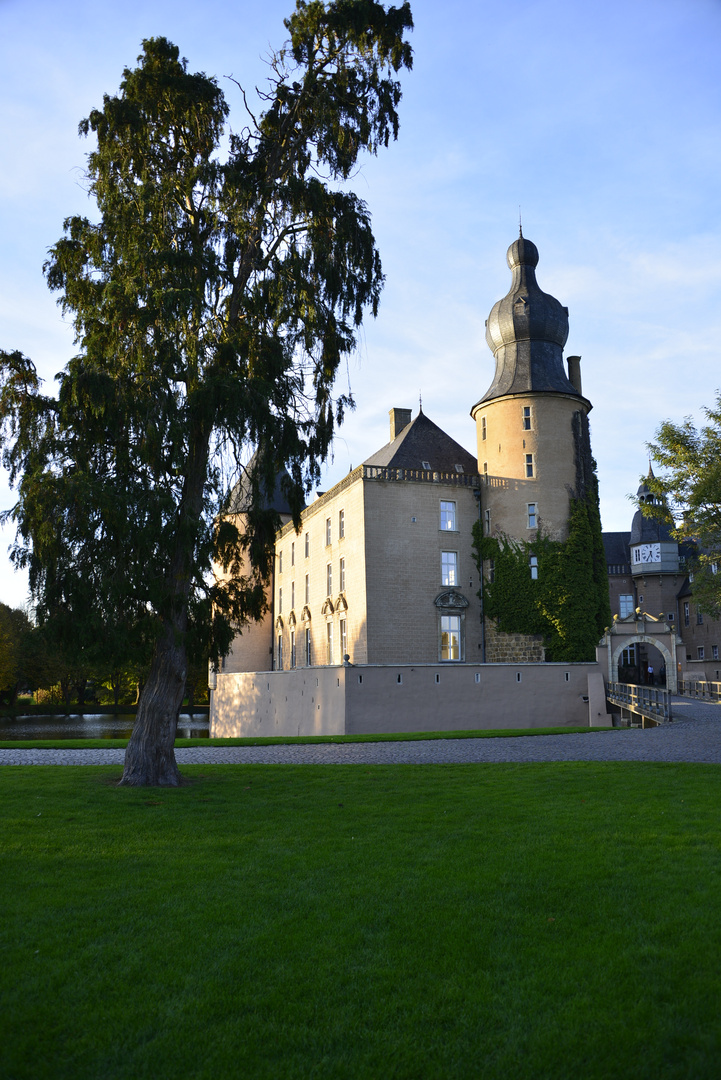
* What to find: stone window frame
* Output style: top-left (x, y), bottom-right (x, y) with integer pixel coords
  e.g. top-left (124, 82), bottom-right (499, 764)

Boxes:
top-left (527, 502), bottom-right (537, 529)
top-left (522, 405), bottom-right (532, 430)
top-left (326, 561), bottom-right (333, 597)
top-left (440, 500), bottom-right (457, 532)
top-left (619, 594), bottom-right (634, 618)
top-left (481, 415), bottom-right (487, 441)
top-left (434, 590), bottom-right (469, 662)
top-left (525, 453), bottom-right (534, 478)
top-left (339, 556), bottom-right (346, 592)
top-left (304, 532), bottom-right (310, 559)
top-left (325, 517), bottom-right (332, 546)
top-left (529, 555), bottom-right (538, 580)
top-left (441, 550), bottom-right (458, 587)
top-left (339, 508), bottom-right (345, 539)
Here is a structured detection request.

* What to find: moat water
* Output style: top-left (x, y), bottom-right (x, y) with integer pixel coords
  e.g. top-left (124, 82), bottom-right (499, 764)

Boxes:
top-left (0, 713), bottom-right (209, 740)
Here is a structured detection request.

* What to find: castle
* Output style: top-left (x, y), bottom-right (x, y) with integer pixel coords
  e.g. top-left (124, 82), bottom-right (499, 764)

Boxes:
top-left (208, 233), bottom-right (718, 737)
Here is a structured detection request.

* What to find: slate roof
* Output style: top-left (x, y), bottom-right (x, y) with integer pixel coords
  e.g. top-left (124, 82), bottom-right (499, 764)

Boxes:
top-left (363, 410), bottom-right (478, 474)
top-left (602, 532), bottom-right (631, 569)
top-left (227, 450), bottom-right (299, 516)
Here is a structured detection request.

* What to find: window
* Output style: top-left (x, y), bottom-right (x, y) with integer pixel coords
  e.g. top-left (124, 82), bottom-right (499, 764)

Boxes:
top-left (523, 406), bottom-right (531, 430)
top-left (279, 550), bottom-right (283, 574)
top-left (305, 532), bottom-right (310, 558)
top-left (698, 647), bottom-right (705, 661)
top-left (290, 631), bottom-right (296, 669)
top-left (305, 627), bottom-right (312, 666)
top-left (713, 645), bottom-right (719, 660)
top-left (340, 557), bottom-right (346, 592)
top-left (633, 548), bottom-right (641, 564)
top-left (527, 503), bottom-right (537, 529)
top-left (291, 581), bottom-right (295, 610)
top-left (481, 416), bottom-right (487, 441)
top-left (697, 607), bottom-right (704, 625)
top-left (291, 542), bottom-right (295, 566)
top-left (326, 622), bottom-right (334, 665)
top-left (440, 501), bottom-right (457, 531)
top-left (711, 563), bottom-right (718, 575)
top-left (278, 587), bottom-right (283, 614)
top-left (621, 645), bottom-right (637, 667)
top-left (484, 508), bottom-right (491, 535)
top-left (529, 555), bottom-right (538, 580)
top-left (441, 615), bottom-right (460, 661)
top-left (483, 461), bottom-right (488, 480)
top-left (325, 517), bottom-right (331, 546)
top-left (488, 559), bottom-right (495, 584)
top-left (277, 635), bottom-right (283, 670)
top-left (305, 574), bottom-right (310, 605)
top-left (340, 617), bottom-right (347, 659)
top-left (684, 602), bottom-right (690, 626)
top-left (441, 551), bottom-right (458, 586)
top-left (326, 562), bottom-right (332, 597)
top-left (422, 460), bottom-right (431, 471)
top-left (339, 509), bottom-right (345, 538)
top-left (619, 594), bottom-right (634, 618)
top-left (525, 453), bottom-right (534, 478)
top-left (668, 612), bottom-right (675, 622)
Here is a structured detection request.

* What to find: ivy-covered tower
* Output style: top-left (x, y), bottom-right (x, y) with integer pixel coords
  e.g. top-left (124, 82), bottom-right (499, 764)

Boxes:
top-left (471, 232), bottom-right (610, 662)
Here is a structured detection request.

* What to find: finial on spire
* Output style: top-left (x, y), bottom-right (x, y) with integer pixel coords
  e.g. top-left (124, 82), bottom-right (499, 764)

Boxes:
top-left (419, 389), bottom-right (423, 414)
top-left (519, 205), bottom-right (523, 237)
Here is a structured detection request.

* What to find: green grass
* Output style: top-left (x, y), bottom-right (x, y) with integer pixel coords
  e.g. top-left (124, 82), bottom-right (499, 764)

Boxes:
top-left (0, 724), bottom-right (618, 749)
top-left (2, 763), bottom-right (720, 1079)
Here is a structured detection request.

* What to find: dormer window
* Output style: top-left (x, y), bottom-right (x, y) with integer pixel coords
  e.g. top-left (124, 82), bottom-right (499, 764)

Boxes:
top-left (422, 460), bottom-right (431, 471)
top-left (454, 464), bottom-right (464, 473)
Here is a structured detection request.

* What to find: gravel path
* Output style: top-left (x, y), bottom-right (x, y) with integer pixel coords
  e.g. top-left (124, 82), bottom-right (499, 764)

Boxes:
top-left (2, 696), bottom-right (721, 766)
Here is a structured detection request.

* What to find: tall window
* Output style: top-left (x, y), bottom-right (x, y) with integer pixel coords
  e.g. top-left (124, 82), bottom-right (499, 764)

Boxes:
top-left (488, 559), bottom-right (495, 584)
top-left (523, 406), bottom-right (531, 430)
top-left (698, 646), bottom-right (705, 661)
top-left (326, 562), bottom-right (332, 597)
top-left (441, 551), bottom-right (458, 586)
top-left (527, 503), bottom-right (537, 529)
top-left (340, 557), bottom-right (346, 592)
top-left (277, 635), bottom-right (283, 670)
top-left (684, 602), bottom-right (690, 626)
top-left (483, 462), bottom-right (488, 481)
top-left (484, 508), bottom-right (491, 535)
top-left (279, 550), bottom-right (283, 574)
top-left (304, 532), bottom-right (309, 558)
top-left (621, 645), bottom-right (637, 667)
top-left (619, 594), bottom-right (634, 618)
top-left (340, 617), bottom-right (347, 660)
top-left (339, 509), bottom-right (345, 538)
top-left (441, 615), bottom-right (460, 661)
top-left (697, 607), bottom-right (704, 625)
top-left (291, 542), bottom-right (295, 566)
top-left (529, 555), bottom-right (538, 580)
top-left (325, 517), bottom-right (331, 546)
top-left (291, 581), bottom-right (295, 610)
top-left (278, 587), bottom-right (283, 613)
top-left (525, 454), bottom-right (534, 478)
top-left (440, 501), bottom-right (456, 531)
top-left (305, 574), bottom-right (310, 605)
top-left (481, 416), bottom-right (487, 441)
top-left (326, 622), bottom-right (333, 665)
top-left (290, 631), bottom-right (296, 669)
top-left (305, 627), bottom-right (312, 666)
top-left (713, 645), bottom-right (719, 660)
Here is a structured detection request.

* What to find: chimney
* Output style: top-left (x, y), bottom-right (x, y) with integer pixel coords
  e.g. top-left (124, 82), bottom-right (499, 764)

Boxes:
top-left (389, 407), bottom-right (412, 441)
top-left (567, 355), bottom-right (582, 394)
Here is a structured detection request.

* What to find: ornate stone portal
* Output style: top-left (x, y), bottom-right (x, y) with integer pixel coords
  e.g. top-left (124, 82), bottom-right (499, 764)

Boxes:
top-left (598, 612), bottom-right (681, 693)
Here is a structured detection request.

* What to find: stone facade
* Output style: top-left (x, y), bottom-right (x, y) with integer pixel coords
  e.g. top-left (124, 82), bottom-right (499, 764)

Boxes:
top-left (483, 621), bottom-right (545, 664)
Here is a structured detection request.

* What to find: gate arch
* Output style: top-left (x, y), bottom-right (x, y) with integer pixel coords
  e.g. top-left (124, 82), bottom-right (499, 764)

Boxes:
top-left (599, 614), bottom-right (679, 693)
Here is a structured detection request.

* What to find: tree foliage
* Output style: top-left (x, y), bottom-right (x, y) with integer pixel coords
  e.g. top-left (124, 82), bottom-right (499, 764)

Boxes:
top-left (473, 493), bottom-right (611, 663)
top-left (0, 3), bottom-right (413, 783)
top-left (645, 394), bottom-right (721, 617)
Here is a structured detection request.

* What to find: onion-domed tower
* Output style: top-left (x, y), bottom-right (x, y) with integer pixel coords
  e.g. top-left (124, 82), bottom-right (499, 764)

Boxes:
top-left (471, 232), bottom-right (593, 542)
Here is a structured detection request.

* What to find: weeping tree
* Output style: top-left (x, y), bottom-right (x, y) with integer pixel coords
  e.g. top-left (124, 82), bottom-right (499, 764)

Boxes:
top-left (0, 1), bottom-right (413, 784)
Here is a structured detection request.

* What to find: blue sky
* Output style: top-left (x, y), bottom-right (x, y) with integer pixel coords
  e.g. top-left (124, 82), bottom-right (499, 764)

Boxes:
top-left (2, 0), bottom-right (720, 609)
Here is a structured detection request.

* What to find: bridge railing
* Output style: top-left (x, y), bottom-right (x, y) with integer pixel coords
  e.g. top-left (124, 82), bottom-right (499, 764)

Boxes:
top-left (607, 682), bottom-right (672, 725)
top-left (678, 680), bottom-right (721, 703)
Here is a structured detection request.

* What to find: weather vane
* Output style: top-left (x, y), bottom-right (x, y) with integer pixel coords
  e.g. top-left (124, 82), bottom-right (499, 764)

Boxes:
top-left (519, 205), bottom-right (523, 237)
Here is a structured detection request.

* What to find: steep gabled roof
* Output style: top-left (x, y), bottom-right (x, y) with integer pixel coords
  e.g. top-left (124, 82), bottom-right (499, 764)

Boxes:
top-left (227, 450), bottom-right (300, 516)
top-left (363, 410), bottom-right (478, 474)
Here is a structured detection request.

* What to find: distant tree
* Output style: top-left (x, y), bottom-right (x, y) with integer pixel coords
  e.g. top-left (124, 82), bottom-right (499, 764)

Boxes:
top-left (0, 3), bottom-right (413, 784)
top-left (0, 603), bottom-right (35, 705)
top-left (646, 394), bottom-right (721, 617)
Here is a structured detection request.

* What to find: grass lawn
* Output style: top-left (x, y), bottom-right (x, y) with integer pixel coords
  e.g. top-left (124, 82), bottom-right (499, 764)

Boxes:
top-left (2, 762), bottom-right (720, 1079)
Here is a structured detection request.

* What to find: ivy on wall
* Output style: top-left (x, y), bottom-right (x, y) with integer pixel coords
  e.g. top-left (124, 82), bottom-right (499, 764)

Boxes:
top-left (471, 411), bottom-right (611, 662)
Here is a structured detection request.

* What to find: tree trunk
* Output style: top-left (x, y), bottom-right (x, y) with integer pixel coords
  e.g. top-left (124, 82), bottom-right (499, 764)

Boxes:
top-left (119, 625), bottom-right (187, 786)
